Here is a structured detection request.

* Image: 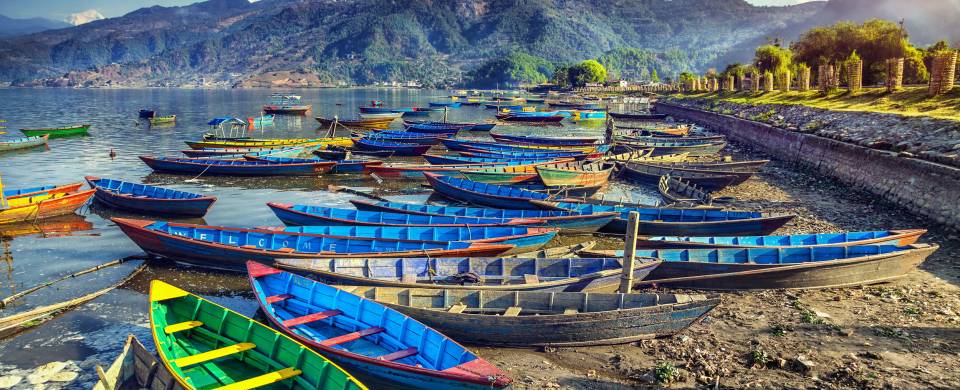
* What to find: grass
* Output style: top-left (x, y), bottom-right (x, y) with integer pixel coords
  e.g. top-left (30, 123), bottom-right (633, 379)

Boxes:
top-left (671, 86), bottom-right (960, 122)
top-left (653, 361), bottom-right (677, 384)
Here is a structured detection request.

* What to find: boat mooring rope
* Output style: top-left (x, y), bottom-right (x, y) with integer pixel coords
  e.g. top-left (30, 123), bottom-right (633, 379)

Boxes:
top-left (0, 255), bottom-right (150, 309)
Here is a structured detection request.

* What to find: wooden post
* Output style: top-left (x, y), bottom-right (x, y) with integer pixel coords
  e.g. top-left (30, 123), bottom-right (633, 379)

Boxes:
top-left (618, 211), bottom-right (640, 294)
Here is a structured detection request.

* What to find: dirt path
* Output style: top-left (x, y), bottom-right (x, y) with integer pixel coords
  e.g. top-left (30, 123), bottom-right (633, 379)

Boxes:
top-left (481, 134), bottom-right (960, 389)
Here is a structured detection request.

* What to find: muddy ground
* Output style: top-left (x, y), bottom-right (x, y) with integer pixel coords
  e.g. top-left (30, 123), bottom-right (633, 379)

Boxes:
top-left (480, 137), bottom-right (960, 389)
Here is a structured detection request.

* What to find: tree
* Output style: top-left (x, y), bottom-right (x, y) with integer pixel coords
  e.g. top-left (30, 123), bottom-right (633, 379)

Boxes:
top-left (552, 64), bottom-right (571, 87)
top-left (465, 51), bottom-right (554, 87)
top-left (568, 59), bottom-right (607, 87)
top-left (650, 68), bottom-right (660, 83)
top-left (754, 45), bottom-right (792, 74)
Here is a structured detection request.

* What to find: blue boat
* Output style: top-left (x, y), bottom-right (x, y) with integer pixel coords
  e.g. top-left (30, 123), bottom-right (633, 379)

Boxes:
top-left (624, 244), bottom-right (938, 290)
top-left (85, 176), bottom-right (216, 217)
top-left (423, 173), bottom-right (554, 209)
top-left (274, 256), bottom-right (661, 292)
top-left (2, 183), bottom-right (81, 198)
top-left (139, 156), bottom-right (336, 176)
top-left (459, 150), bottom-right (589, 160)
top-left (467, 123), bottom-right (496, 131)
top-left (267, 203), bottom-right (542, 227)
top-left (247, 262), bottom-right (512, 389)
top-left (354, 138), bottom-right (432, 156)
top-left (529, 200), bottom-right (795, 235)
top-left (428, 102), bottom-right (461, 108)
top-left (248, 156), bottom-right (382, 173)
top-left (360, 131), bottom-right (445, 145)
top-left (113, 218), bottom-right (515, 269)
top-left (490, 132), bottom-right (601, 146)
top-left (422, 154), bottom-right (563, 165)
top-left (484, 104), bottom-right (522, 110)
top-left (280, 225), bottom-right (557, 255)
top-left (637, 229), bottom-right (927, 249)
top-left (349, 200), bottom-right (616, 233)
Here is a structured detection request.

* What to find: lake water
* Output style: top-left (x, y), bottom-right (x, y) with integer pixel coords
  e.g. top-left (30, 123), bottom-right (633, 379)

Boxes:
top-left (0, 88), bottom-right (660, 387)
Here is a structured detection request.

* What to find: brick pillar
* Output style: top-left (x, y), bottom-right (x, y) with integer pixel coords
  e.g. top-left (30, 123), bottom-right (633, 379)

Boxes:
top-left (778, 70), bottom-right (791, 91)
top-left (763, 71), bottom-right (774, 92)
top-left (751, 71), bottom-right (760, 91)
top-left (799, 67), bottom-right (811, 91)
top-left (929, 51), bottom-right (957, 96)
top-left (847, 60), bottom-right (862, 92)
top-left (886, 58), bottom-right (904, 92)
top-left (727, 75), bottom-right (735, 91)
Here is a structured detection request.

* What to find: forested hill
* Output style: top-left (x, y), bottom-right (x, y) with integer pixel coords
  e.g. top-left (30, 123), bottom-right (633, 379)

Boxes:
top-left (0, 0), bottom-right (827, 87)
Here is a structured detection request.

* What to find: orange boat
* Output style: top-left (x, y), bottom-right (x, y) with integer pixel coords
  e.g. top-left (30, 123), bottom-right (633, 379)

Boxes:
top-left (1, 189), bottom-right (95, 225)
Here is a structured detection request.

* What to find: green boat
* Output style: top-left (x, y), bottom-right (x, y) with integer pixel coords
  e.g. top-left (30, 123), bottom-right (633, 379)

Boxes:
top-left (461, 164), bottom-right (539, 185)
top-left (20, 124), bottom-right (90, 138)
top-left (150, 115), bottom-right (177, 125)
top-left (149, 280), bottom-right (367, 390)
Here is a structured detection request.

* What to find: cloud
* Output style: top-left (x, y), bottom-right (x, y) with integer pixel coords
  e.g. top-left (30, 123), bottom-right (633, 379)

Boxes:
top-left (65, 9), bottom-right (105, 26)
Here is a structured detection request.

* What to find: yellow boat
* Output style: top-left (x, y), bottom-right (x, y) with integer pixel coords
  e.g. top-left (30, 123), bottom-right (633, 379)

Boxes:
top-left (185, 137), bottom-right (354, 150)
top-left (0, 190), bottom-right (95, 225)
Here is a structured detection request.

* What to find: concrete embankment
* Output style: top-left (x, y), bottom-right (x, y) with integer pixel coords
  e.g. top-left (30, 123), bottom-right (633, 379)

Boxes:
top-left (655, 101), bottom-right (960, 231)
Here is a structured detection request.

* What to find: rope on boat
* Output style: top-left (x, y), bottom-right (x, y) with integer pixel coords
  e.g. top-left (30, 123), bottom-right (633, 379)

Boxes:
top-left (184, 162), bottom-right (215, 182)
top-left (0, 255), bottom-right (149, 309)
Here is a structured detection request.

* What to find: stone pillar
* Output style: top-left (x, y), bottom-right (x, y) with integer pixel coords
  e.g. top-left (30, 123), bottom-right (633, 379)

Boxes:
top-left (929, 51), bottom-right (957, 96)
top-left (763, 71), bottom-right (774, 92)
top-left (798, 67), bottom-right (811, 91)
top-left (819, 64), bottom-right (836, 92)
top-left (751, 71), bottom-right (760, 91)
top-left (726, 76), bottom-right (735, 92)
top-left (847, 60), bottom-right (863, 92)
top-left (778, 70), bottom-right (791, 92)
top-left (885, 58), bottom-right (904, 92)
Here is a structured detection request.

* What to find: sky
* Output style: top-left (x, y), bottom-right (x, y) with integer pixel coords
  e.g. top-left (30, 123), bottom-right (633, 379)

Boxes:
top-left (0, 0), bottom-right (819, 20)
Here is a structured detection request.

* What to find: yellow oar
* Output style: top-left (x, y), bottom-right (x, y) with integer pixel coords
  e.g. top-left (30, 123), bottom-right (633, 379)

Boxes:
top-left (0, 173), bottom-right (7, 209)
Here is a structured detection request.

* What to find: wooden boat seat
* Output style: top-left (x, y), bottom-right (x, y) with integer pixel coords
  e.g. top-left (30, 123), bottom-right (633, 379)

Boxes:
top-left (276, 247), bottom-right (295, 253)
top-left (319, 327), bottom-right (385, 347)
top-left (282, 310), bottom-right (342, 327)
top-left (265, 294), bottom-right (292, 304)
top-left (447, 303), bottom-right (467, 313)
top-left (214, 367), bottom-right (301, 390)
top-left (164, 321), bottom-right (203, 334)
top-left (523, 274), bottom-right (540, 284)
top-left (173, 343), bottom-right (256, 367)
top-left (563, 308), bottom-right (579, 315)
top-left (377, 347), bottom-right (418, 362)
top-left (400, 274), bottom-right (418, 283)
top-left (504, 307), bottom-right (522, 316)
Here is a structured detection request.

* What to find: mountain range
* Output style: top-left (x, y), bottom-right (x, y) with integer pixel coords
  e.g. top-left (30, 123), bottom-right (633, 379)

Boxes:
top-left (0, 15), bottom-right (70, 37)
top-left (0, 0), bottom-right (956, 88)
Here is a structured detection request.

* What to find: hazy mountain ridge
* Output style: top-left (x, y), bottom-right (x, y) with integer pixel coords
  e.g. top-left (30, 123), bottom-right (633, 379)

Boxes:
top-left (6, 0), bottom-right (946, 87)
top-left (0, 15), bottom-right (71, 37)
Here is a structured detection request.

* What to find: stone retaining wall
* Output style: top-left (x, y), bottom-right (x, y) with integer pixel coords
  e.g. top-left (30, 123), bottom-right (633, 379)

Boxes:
top-left (655, 102), bottom-right (960, 231)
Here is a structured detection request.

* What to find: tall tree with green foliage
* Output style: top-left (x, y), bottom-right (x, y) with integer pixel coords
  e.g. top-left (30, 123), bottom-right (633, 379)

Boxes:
top-left (754, 45), bottom-right (792, 74)
top-left (651, 68), bottom-right (660, 83)
top-left (568, 60), bottom-right (607, 87)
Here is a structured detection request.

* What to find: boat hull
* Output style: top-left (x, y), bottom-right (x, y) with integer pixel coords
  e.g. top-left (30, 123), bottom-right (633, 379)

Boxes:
top-left (602, 214), bottom-right (794, 235)
top-left (88, 186), bottom-right (215, 217)
top-left (20, 124), bottom-right (90, 138)
top-left (140, 156), bottom-right (334, 176)
top-left (0, 190), bottom-right (94, 225)
top-left (0, 135), bottom-right (48, 152)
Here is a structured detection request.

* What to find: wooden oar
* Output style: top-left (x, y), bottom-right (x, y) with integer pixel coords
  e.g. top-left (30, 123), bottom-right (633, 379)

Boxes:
top-left (326, 185), bottom-right (391, 202)
top-left (0, 255), bottom-right (148, 308)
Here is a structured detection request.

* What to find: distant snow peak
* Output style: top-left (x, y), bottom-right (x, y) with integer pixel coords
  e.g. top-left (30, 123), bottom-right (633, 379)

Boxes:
top-left (65, 9), bottom-right (105, 26)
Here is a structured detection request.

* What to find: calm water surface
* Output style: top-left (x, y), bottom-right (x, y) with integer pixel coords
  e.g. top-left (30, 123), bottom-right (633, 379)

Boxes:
top-left (0, 88), bottom-right (660, 386)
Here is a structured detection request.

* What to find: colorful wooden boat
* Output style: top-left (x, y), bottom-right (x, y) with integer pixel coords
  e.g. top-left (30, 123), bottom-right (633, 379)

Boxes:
top-left (359, 105), bottom-right (414, 114)
top-left (263, 94), bottom-right (312, 115)
top-left (360, 132), bottom-right (445, 145)
top-left (621, 161), bottom-right (750, 191)
top-left (354, 138), bottom-right (432, 156)
top-left (617, 134), bottom-right (726, 144)
top-left (0, 135), bottom-right (48, 152)
top-left (460, 164), bottom-right (540, 184)
top-left (459, 150), bottom-right (590, 161)
top-left (267, 203), bottom-right (542, 228)
top-left (186, 137), bottom-right (353, 150)
top-left (366, 162), bottom-right (506, 178)
top-left (92, 335), bottom-right (185, 390)
top-left (350, 200), bottom-right (615, 233)
top-left (621, 141), bottom-right (727, 157)
top-left (633, 244), bottom-right (939, 290)
top-left (658, 175), bottom-right (721, 206)
top-left (604, 151), bottom-right (690, 163)
top-left (140, 156), bottom-right (336, 176)
top-left (608, 112), bottom-right (668, 120)
top-left (85, 176), bottom-right (216, 217)
top-left (428, 101), bottom-right (461, 108)
top-left (490, 132), bottom-right (601, 146)
top-left (313, 148), bottom-right (395, 160)
top-left (442, 138), bottom-right (601, 153)
top-left (423, 154), bottom-right (565, 165)
top-left (423, 173), bottom-right (557, 209)
top-left (247, 263), bottom-right (511, 389)
top-left (276, 225), bottom-right (557, 255)
top-left (529, 200), bottom-right (795, 235)
top-left (149, 115), bottom-right (176, 125)
top-left (467, 123), bottom-right (496, 131)
top-left (637, 229), bottom-right (927, 249)
top-left (0, 189), bottom-right (94, 225)
top-left (149, 280), bottom-right (366, 389)
top-left (316, 116), bottom-right (394, 130)
top-left (275, 257), bottom-right (660, 292)
top-left (245, 156), bottom-right (383, 173)
top-left (3, 182), bottom-right (83, 199)
top-left (250, 114), bottom-right (275, 126)
top-left (20, 124), bottom-right (90, 138)
top-left (496, 113), bottom-right (564, 123)
top-left (182, 145), bottom-right (312, 158)
top-left (339, 286), bottom-right (719, 347)
top-left (659, 160), bottom-right (769, 172)
top-left (358, 112), bottom-right (404, 120)
top-left (114, 218), bottom-right (515, 268)
top-left (535, 161), bottom-right (614, 187)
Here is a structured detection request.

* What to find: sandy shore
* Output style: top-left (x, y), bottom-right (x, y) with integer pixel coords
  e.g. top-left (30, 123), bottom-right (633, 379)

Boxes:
top-left (480, 132), bottom-right (960, 389)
